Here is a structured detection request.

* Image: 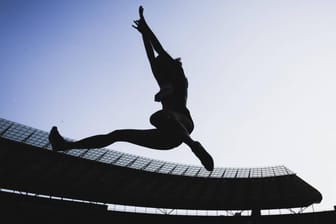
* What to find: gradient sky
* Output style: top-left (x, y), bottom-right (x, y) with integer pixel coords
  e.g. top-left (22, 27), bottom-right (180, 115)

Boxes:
top-left (1, 0), bottom-right (336, 211)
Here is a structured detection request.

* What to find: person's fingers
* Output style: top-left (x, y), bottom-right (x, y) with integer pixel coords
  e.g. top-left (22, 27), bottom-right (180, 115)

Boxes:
top-left (132, 24), bottom-right (143, 33)
top-left (134, 20), bottom-right (141, 26)
top-left (139, 6), bottom-right (144, 19)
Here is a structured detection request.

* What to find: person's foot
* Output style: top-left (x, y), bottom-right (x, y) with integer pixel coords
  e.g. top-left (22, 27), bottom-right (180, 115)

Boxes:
top-left (190, 141), bottom-right (214, 171)
top-left (48, 126), bottom-right (67, 151)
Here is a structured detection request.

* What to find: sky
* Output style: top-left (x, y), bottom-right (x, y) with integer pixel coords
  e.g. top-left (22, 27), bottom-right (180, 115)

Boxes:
top-left (1, 0), bottom-right (336, 211)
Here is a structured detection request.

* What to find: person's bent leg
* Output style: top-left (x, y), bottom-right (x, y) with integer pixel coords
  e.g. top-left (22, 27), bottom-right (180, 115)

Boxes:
top-left (111, 129), bottom-right (182, 150)
top-left (150, 111), bottom-right (214, 171)
top-left (150, 110), bottom-right (193, 143)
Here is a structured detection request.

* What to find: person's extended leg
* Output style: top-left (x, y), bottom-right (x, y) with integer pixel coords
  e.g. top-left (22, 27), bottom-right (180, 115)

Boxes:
top-left (48, 127), bottom-right (182, 151)
top-left (49, 110), bottom-right (213, 170)
top-left (150, 110), bottom-right (214, 171)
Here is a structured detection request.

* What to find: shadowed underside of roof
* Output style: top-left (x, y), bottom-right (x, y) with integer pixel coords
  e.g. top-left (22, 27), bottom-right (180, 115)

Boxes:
top-left (1, 190), bottom-right (335, 224)
top-left (0, 117), bottom-right (323, 210)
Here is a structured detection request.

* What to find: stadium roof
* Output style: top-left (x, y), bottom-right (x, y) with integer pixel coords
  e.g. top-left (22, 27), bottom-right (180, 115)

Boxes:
top-left (0, 117), bottom-right (322, 210)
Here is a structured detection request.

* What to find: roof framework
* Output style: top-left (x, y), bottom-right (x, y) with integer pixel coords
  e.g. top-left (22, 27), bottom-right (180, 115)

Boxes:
top-left (0, 118), bottom-right (294, 178)
top-left (0, 118), bottom-right (322, 210)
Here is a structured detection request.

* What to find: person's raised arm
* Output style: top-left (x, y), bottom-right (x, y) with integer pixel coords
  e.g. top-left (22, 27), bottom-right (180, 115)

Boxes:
top-left (138, 6), bottom-right (173, 60)
top-left (133, 19), bottom-right (158, 75)
top-left (142, 33), bottom-right (155, 64)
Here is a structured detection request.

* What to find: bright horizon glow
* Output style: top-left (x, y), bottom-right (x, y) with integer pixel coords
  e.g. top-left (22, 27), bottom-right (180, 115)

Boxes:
top-left (1, 0), bottom-right (336, 211)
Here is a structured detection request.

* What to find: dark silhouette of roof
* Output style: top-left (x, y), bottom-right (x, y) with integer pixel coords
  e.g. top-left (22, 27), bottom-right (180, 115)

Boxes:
top-left (1, 190), bottom-right (335, 224)
top-left (0, 118), bottom-right (322, 210)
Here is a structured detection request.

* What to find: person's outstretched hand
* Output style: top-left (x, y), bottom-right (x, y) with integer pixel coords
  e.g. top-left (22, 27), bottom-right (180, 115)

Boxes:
top-left (132, 6), bottom-right (145, 33)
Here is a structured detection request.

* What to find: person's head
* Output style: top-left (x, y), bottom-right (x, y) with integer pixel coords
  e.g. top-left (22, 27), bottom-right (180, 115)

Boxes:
top-left (174, 57), bottom-right (182, 66)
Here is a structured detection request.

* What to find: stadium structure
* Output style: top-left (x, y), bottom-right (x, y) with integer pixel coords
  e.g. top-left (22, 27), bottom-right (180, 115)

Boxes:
top-left (0, 117), bottom-right (335, 223)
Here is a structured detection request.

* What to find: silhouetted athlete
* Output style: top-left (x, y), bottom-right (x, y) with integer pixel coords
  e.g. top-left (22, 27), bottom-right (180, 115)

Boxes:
top-left (49, 6), bottom-right (214, 171)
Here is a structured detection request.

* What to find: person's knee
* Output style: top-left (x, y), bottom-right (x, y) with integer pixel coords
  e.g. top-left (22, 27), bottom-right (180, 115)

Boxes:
top-left (150, 110), bottom-right (172, 128)
top-left (149, 113), bottom-right (159, 127)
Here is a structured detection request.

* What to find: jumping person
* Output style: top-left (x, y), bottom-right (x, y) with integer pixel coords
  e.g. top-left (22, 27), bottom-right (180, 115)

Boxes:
top-left (49, 6), bottom-right (214, 171)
